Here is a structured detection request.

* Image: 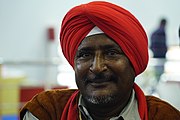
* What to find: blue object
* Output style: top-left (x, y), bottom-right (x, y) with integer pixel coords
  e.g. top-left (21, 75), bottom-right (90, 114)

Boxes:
top-left (1, 115), bottom-right (18, 120)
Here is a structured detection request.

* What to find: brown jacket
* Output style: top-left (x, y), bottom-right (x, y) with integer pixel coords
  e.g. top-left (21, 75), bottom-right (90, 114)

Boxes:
top-left (20, 89), bottom-right (180, 120)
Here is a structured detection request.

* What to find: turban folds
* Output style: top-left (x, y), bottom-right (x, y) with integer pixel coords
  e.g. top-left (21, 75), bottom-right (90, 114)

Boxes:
top-left (60, 1), bottom-right (149, 76)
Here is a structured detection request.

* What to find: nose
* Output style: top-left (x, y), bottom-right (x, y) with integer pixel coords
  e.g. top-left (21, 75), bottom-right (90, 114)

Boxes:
top-left (90, 52), bottom-right (107, 74)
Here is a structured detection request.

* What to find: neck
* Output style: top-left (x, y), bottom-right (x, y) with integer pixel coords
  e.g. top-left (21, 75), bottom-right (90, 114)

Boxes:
top-left (83, 90), bottom-right (132, 120)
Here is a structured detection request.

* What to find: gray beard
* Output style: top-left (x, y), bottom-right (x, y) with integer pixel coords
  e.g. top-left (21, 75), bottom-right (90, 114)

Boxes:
top-left (84, 94), bottom-right (116, 105)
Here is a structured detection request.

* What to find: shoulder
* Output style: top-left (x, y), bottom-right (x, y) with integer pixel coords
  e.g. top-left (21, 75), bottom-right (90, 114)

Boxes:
top-left (146, 96), bottom-right (180, 120)
top-left (20, 89), bottom-right (77, 120)
top-left (36, 89), bottom-right (77, 100)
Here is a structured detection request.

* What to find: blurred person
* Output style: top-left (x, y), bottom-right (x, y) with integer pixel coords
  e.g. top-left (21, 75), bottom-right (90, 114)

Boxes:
top-left (20, 1), bottom-right (180, 120)
top-left (150, 18), bottom-right (167, 58)
top-left (150, 18), bottom-right (168, 82)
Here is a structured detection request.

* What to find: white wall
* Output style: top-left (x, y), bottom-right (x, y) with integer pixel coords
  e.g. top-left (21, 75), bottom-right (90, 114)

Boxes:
top-left (0, 0), bottom-right (180, 84)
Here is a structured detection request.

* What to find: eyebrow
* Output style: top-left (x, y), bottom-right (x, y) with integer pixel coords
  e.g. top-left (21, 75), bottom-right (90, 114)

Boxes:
top-left (78, 44), bottom-right (122, 51)
top-left (77, 47), bottom-right (93, 52)
top-left (101, 44), bottom-right (121, 50)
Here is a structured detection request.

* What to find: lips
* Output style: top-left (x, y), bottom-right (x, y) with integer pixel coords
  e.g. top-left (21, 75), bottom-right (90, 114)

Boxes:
top-left (88, 78), bottom-right (111, 83)
top-left (90, 80), bottom-right (111, 87)
top-left (84, 72), bottom-right (117, 86)
top-left (85, 74), bottom-right (115, 85)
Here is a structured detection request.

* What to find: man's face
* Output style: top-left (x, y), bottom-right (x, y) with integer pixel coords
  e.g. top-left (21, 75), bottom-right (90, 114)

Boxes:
top-left (74, 34), bottom-right (135, 105)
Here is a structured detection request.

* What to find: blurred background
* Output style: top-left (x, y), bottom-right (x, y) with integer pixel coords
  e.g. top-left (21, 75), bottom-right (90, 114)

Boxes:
top-left (0, 0), bottom-right (180, 119)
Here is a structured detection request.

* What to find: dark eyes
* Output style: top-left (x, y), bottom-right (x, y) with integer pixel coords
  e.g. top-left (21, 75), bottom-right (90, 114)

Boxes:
top-left (76, 51), bottom-right (92, 59)
top-left (76, 49), bottom-right (123, 60)
top-left (105, 50), bottom-right (120, 56)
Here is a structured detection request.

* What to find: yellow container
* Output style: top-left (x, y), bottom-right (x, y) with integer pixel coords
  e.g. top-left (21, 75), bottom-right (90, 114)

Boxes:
top-left (0, 76), bottom-right (25, 115)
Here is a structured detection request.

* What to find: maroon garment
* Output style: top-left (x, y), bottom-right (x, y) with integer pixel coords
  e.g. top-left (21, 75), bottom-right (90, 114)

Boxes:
top-left (60, 84), bottom-right (148, 120)
top-left (20, 89), bottom-right (180, 120)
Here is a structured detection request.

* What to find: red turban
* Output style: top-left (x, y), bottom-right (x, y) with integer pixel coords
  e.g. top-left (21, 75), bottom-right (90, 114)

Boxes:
top-left (60, 1), bottom-right (149, 76)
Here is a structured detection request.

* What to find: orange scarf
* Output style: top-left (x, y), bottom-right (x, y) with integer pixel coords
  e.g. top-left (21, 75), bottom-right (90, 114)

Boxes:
top-left (61, 83), bottom-right (148, 120)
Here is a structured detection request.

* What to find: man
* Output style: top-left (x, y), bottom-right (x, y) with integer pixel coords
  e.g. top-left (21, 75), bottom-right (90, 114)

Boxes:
top-left (20, 1), bottom-right (180, 120)
top-left (150, 19), bottom-right (167, 82)
top-left (150, 18), bottom-right (167, 58)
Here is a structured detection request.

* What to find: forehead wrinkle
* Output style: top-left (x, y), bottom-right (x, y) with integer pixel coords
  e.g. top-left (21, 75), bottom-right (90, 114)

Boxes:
top-left (78, 34), bottom-right (121, 51)
top-left (78, 42), bottom-right (122, 52)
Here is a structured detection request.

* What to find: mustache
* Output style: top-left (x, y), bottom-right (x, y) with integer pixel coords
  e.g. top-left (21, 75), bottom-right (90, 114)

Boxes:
top-left (84, 73), bottom-right (117, 83)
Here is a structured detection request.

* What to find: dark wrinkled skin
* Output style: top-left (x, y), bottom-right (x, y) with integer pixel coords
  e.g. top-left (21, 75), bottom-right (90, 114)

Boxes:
top-left (74, 34), bottom-right (135, 120)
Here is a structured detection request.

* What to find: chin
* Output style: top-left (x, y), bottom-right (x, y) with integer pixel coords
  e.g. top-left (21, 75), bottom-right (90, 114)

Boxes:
top-left (84, 94), bottom-right (116, 105)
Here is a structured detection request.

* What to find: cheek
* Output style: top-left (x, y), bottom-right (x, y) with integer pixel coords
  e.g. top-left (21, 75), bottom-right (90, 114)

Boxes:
top-left (75, 62), bottom-right (90, 79)
top-left (74, 62), bottom-right (90, 89)
top-left (76, 62), bottom-right (84, 71)
top-left (111, 60), bottom-right (135, 80)
top-left (111, 61), bottom-right (129, 72)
